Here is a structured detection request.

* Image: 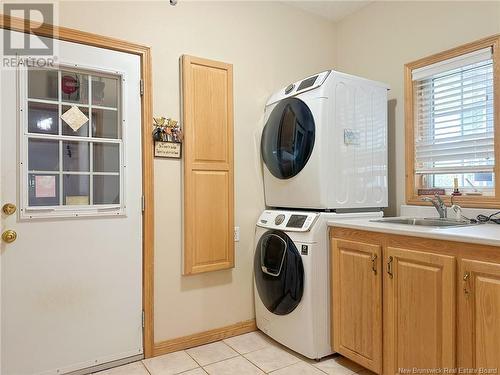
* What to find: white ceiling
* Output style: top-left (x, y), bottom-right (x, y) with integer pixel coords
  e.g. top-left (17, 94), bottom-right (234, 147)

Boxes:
top-left (285, 1), bottom-right (371, 23)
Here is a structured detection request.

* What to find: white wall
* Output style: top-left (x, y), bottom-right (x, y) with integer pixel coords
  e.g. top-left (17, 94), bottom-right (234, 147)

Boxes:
top-left (334, 1), bottom-right (500, 215)
top-left (57, 1), bottom-right (337, 343)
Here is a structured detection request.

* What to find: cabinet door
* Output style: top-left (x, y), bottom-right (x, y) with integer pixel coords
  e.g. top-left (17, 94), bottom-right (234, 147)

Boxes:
top-left (384, 247), bottom-right (455, 374)
top-left (459, 259), bottom-right (500, 369)
top-left (182, 55), bottom-right (234, 275)
top-left (332, 238), bottom-right (382, 373)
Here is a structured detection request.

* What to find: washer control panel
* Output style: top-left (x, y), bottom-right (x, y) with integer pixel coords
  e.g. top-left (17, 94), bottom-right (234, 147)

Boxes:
top-left (257, 210), bottom-right (319, 232)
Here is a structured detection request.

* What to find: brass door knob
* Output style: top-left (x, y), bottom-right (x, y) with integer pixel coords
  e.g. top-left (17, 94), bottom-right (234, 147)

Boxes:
top-left (2, 203), bottom-right (16, 215)
top-left (2, 230), bottom-right (17, 243)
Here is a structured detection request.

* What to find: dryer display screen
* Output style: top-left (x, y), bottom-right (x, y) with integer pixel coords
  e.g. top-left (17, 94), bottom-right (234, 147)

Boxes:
top-left (297, 75), bottom-right (318, 91)
top-left (287, 215), bottom-right (307, 228)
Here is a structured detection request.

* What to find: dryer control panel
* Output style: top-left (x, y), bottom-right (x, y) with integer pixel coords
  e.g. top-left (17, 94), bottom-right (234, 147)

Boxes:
top-left (257, 210), bottom-right (319, 232)
top-left (265, 70), bottom-right (331, 106)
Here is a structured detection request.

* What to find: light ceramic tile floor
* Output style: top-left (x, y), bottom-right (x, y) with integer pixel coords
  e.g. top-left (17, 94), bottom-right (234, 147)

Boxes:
top-left (94, 331), bottom-right (375, 375)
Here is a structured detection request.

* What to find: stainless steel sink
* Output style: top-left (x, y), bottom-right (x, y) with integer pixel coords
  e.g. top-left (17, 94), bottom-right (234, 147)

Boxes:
top-left (370, 217), bottom-right (476, 227)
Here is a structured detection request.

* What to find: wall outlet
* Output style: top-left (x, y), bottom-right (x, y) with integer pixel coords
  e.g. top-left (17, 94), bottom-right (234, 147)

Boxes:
top-left (234, 226), bottom-right (240, 242)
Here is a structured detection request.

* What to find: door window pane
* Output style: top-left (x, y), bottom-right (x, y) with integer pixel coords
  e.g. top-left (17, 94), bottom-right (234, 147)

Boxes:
top-left (28, 139), bottom-right (59, 171)
top-left (92, 108), bottom-right (120, 139)
top-left (93, 143), bottom-right (119, 172)
top-left (28, 174), bottom-right (59, 206)
top-left (93, 175), bottom-right (119, 204)
top-left (92, 75), bottom-right (119, 108)
top-left (28, 102), bottom-right (59, 135)
top-left (28, 69), bottom-right (58, 101)
top-left (61, 71), bottom-right (89, 104)
top-left (63, 175), bottom-right (90, 205)
top-left (62, 105), bottom-right (89, 137)
top-left (63, 141), bottom-right (90, 172)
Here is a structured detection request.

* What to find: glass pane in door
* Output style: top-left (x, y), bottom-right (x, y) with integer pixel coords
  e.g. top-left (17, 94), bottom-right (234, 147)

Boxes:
top-left (28, 102), bottom-right (59, 135)
top-left (61, 71), bottom-right (89, 104)
top-left (62, 105), bottom-right (89, 137)
top-left (93, 175), bottom-right (119, 204)
top-left (62, 141), bottom-right (90, 172)
top-left (63, 175), bottom-right (90, 205)
top-left (92, 108), bottom-right (120, 139)
top-left (28, 174), bottom-right (60, 206)
top-left (28, 139), bottom-right (59, 171)
top-left (93, 143), bottom-right (119, 172)
top-left (92, 75), bottom-right (119, 108)
top-left (28, 69), bottom-right (58, 101)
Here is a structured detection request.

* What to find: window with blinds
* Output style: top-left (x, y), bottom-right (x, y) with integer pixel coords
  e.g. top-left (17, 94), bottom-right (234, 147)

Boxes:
top-left (412, 47), bottom-right (495, 194)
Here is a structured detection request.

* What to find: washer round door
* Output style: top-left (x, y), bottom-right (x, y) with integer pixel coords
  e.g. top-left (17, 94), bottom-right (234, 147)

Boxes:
top-left (261, 97), bottom-right (315, 180)
top-left (254, 230), bottom-right (304, 315)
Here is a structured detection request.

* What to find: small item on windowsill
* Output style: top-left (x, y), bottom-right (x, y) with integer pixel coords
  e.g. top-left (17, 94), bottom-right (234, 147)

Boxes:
top-left (451, 177), bottom-right (462, 196)
top-left (464, 177), bottom-right (483, 196)
top-left (417, 188), bottom-right (445, 196)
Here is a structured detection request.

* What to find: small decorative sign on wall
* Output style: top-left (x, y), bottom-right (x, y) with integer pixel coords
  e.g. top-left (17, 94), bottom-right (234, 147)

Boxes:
top-left (154, 141), bottom-right (181, 158)
top-left (152, 116), bottom-right (183, 159)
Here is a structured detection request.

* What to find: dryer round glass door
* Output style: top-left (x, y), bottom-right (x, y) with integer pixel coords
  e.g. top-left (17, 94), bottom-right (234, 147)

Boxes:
top-left (261, 97), bottom-right (315, 179)
top-left (254, 230), bottom-right (304, 315)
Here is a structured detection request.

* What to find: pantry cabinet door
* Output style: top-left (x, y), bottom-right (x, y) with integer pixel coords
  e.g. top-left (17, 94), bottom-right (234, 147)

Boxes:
top-left (384, 247), bottom-right (456, 375)
top-left (459, 259), bottom-right (500, 370)
top-left (332, 238), bottom-right (383, 374)
top-left (182, 55), bottom-right (234, 275)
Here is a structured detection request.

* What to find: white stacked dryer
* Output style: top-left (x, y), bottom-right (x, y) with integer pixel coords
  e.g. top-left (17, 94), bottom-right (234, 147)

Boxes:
top-left (261, 70), bottom-right (389, 210)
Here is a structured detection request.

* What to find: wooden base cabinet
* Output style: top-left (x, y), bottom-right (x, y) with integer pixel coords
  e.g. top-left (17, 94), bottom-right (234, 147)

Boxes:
top-left (459, 259), bottom-right (500, 369)
top-left (331, 239), bottom-right (383, 373)
top-left (330, 227), bottom-right (500, 375)
top-left (384, 247), bottom-right (456, 375)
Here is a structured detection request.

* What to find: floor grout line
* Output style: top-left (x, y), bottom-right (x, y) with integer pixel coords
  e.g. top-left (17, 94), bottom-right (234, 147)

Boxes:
top-left (139, 360), bottom-right (153, 375)
top-left (183, 349), bottom-right (203, 367)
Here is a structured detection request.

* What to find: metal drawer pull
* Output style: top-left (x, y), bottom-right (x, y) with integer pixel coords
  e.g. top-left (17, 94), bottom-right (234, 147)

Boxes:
top-left (387, 256), bottom-right (393, 278)
top-left (371, 254), bottom-right (377, 274)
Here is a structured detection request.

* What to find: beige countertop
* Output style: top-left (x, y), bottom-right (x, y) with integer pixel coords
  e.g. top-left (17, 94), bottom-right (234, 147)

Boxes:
top-left (327, 217), bottom-right (500, 247)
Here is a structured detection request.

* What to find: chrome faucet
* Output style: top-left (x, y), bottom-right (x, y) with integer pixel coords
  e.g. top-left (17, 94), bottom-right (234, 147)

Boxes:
top-left (421, 194), bottom-right (447, 218)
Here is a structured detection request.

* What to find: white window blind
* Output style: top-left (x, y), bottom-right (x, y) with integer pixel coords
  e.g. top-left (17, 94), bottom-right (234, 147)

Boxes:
top-left (413, 47), bottom-right (494, 177)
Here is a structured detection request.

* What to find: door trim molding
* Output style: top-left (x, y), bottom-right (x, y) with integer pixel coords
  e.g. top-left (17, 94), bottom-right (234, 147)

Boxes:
top-left (153, 319), bottom-right (257, 357)
top-left (0, 15), bottom-right (155, 358)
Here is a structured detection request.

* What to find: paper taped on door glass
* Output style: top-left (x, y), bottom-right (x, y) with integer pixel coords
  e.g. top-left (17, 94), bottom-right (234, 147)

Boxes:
top-left (66, 195), bottom-right (89, 205)
top-left (35, 175), bottom-right (56, 198)
top-left (61, 105), bottom-right (89, 132)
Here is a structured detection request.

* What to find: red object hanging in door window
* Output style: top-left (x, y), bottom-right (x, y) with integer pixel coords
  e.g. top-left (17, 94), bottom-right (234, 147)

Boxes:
top-left (62, 75), bottom-right (79, 94)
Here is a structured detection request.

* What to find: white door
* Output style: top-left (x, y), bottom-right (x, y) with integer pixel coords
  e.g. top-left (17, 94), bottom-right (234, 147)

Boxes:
top-left (0, 30), bottom-right (143, 375)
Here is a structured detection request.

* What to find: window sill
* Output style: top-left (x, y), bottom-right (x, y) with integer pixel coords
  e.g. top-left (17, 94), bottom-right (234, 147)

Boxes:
top-left (407, 195), bottom-right (500, 209)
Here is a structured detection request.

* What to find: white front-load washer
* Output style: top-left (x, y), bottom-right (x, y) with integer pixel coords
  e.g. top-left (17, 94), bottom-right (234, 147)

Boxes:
top-left (254, 209), bottom-right (383, 360)
top-left (261, 70), bottom-right (390, 210)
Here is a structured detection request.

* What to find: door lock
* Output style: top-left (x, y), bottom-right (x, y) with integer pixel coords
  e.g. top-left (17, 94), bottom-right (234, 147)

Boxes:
top-left (2, 230), bottom-right (17, 243)
top-left (2, 203), bottom-right (16, 215)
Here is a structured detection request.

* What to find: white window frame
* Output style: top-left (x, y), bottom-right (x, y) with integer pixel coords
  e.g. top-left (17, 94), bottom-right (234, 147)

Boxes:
top-left (18, 61), bottom-right (128, 219)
